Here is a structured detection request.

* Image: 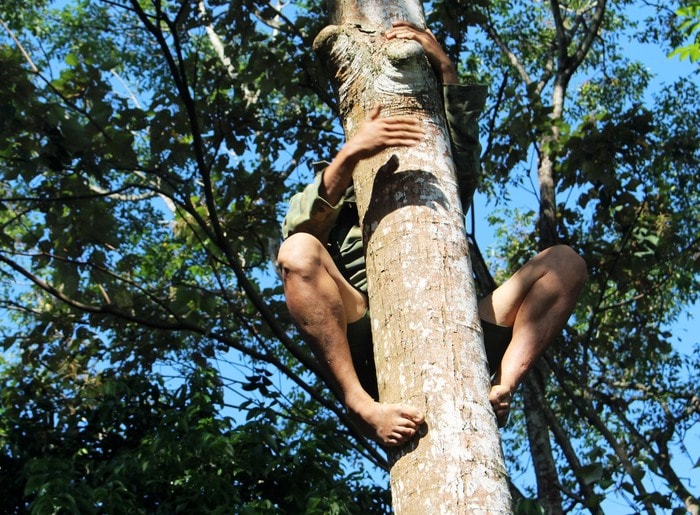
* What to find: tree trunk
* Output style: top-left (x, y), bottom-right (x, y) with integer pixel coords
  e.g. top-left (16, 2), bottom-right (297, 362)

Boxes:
top-left (523, 370), bottom-right (563, 515)
top-left (315, 1), bottom-right (511, 512)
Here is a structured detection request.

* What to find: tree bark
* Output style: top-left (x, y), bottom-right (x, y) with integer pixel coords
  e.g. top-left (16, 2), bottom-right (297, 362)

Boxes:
top-left (315, 1), bottom-right (511, 512)
top-left (523, 370), bottom-right (563, 515)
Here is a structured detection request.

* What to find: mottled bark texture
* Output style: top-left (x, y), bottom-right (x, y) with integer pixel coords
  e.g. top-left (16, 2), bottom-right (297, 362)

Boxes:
top-left (314, 2), bottom-right (511, 512)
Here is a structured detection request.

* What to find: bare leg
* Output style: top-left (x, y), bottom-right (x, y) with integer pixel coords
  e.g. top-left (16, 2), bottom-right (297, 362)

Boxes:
top-left (479, 245), bottom-right (587, 426)
top-left (277, 232), bottom-right (424, 446)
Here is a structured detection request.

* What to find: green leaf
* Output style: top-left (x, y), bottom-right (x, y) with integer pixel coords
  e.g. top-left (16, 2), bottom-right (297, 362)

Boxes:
top-left (65, 52), bottom-right (79, 66)
top-left (579, 463), bottom-right (604, 485)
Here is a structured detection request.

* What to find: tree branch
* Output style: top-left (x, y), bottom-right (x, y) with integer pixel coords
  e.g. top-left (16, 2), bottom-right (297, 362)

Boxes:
top-left (564, 0), bottom-right (607, 81)
top-left (556, 366), bottom-right (656, 513)
top-left (0, 16), bottom-right (38, 72)
top-left (482, 19), bottom-right (533, 87)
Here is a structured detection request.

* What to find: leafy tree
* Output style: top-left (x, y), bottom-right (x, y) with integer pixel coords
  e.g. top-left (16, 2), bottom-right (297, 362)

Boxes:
top-left (429, 0), bottom-right (700, 512)
top-left (0, 0), bottom-right (697, 513)
top-left (670, 2), bottom-right (700, 62)
top-left (0, 0), bottom-right (387, 512)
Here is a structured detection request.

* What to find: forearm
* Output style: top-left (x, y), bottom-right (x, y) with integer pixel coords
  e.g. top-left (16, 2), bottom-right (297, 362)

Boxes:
top-left (282, 172), bottom-right (343, 242)
top-left (436, 59), bottom-right (458, 85)
top-left (443, 84), bottom-right (489, 210)
top-left (319, 145), bottom-right (359, 206)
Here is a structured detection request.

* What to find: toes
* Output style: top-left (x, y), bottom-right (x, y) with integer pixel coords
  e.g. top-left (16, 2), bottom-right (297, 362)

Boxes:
top-left (348, 400), bottom-right (424, 447)
top-left (384, 426), bottom-right (417, 447)
top-left (395, 425), bottom-right (417, 437)
top-left (398, 413), bottom-right (423, 429)
top-left (400, 406), bottom-right (425, 425)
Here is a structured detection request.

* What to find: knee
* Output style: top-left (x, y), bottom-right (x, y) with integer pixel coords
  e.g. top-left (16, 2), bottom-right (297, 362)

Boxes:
top-left (276, 232), bottom-right (326, 276)
top-left (544, 245), bottom-right (588, 289)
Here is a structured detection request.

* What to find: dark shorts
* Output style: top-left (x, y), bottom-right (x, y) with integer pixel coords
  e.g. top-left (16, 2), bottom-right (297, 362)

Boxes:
top-left (346, 312), bottom-right (512, 400)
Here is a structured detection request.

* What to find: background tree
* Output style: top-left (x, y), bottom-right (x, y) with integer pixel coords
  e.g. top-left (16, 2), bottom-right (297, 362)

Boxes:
top-left (0, 0), bottom-right (389, 512)
top-left (670, 2), bottom-right (700, 62)
top-left (0, 0), bottom-right (697, 513)
top-left (433, 0), bottom-right (700, 512)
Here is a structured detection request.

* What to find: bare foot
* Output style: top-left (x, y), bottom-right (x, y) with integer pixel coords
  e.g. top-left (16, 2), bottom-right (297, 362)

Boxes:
top-left (489, 385), bottom-right (513, 427)
top-left (346, 392), bottom-right (424, 446)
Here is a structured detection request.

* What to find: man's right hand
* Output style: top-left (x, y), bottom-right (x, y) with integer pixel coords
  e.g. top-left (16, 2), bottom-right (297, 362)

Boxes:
top-left (343, 104), bottom-right (425, 162)
top-left (320, 105), bottom-right (424, 205)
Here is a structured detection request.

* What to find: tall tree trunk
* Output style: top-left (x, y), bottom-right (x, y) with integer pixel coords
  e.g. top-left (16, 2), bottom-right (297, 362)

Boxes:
top-left (537, 79), bottom-right (566, 250)
top-left (315, 1), bottom-right (511, 512)
top-left (523, 369), bottom-right (563, 515)
top-left (528, 79), bottom-right (566, 510)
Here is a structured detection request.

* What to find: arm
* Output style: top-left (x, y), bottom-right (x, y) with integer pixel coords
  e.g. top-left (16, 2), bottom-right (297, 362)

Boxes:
top-left (283, 105), bottom-right (424, 241)
top-left (443, 84), bottom-right (488, 210)
top-left (385, 22), bottom-right (488, 211)
top-left (319, 105), bottom-right (424, 205)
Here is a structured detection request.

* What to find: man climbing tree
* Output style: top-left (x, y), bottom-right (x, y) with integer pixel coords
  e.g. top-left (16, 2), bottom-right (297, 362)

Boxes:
top-left (278, 13), bottom-right (587, 512)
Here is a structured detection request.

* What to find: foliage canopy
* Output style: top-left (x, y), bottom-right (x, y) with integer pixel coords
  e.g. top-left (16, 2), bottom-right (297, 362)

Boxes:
top-left (0, 0), bottom-right (697, 513)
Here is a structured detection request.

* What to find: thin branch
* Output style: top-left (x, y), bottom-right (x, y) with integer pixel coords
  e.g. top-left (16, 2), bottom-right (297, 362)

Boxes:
top-left (482, 21), bottom-right (533, 87)
top-left (0, 16), bottom-right (38, 72)
top-left (550, 0), bottom-right (569, 66)
top-left (481, 70), bottom-right (509, 164)
top-left (556, 366), bottom-right (656, 513)
top-left (109, 69), bottom-right (143, 108)
top-left (564, 0), bottom-right (607, 80)
top-left (197, 0), bottom-right (237, 80)
top-left (580, 199), bottom-right (647, 350)
top-left (1, 183), bottom-right (156, 204)
top-left (590, 380), bottom-right (698, 512)
top-left (538, 363), bottom-right (605, 513)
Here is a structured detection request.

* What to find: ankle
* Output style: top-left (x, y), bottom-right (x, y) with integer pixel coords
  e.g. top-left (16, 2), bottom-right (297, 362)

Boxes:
top-left (344, 387), bottom-right (374, 413)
